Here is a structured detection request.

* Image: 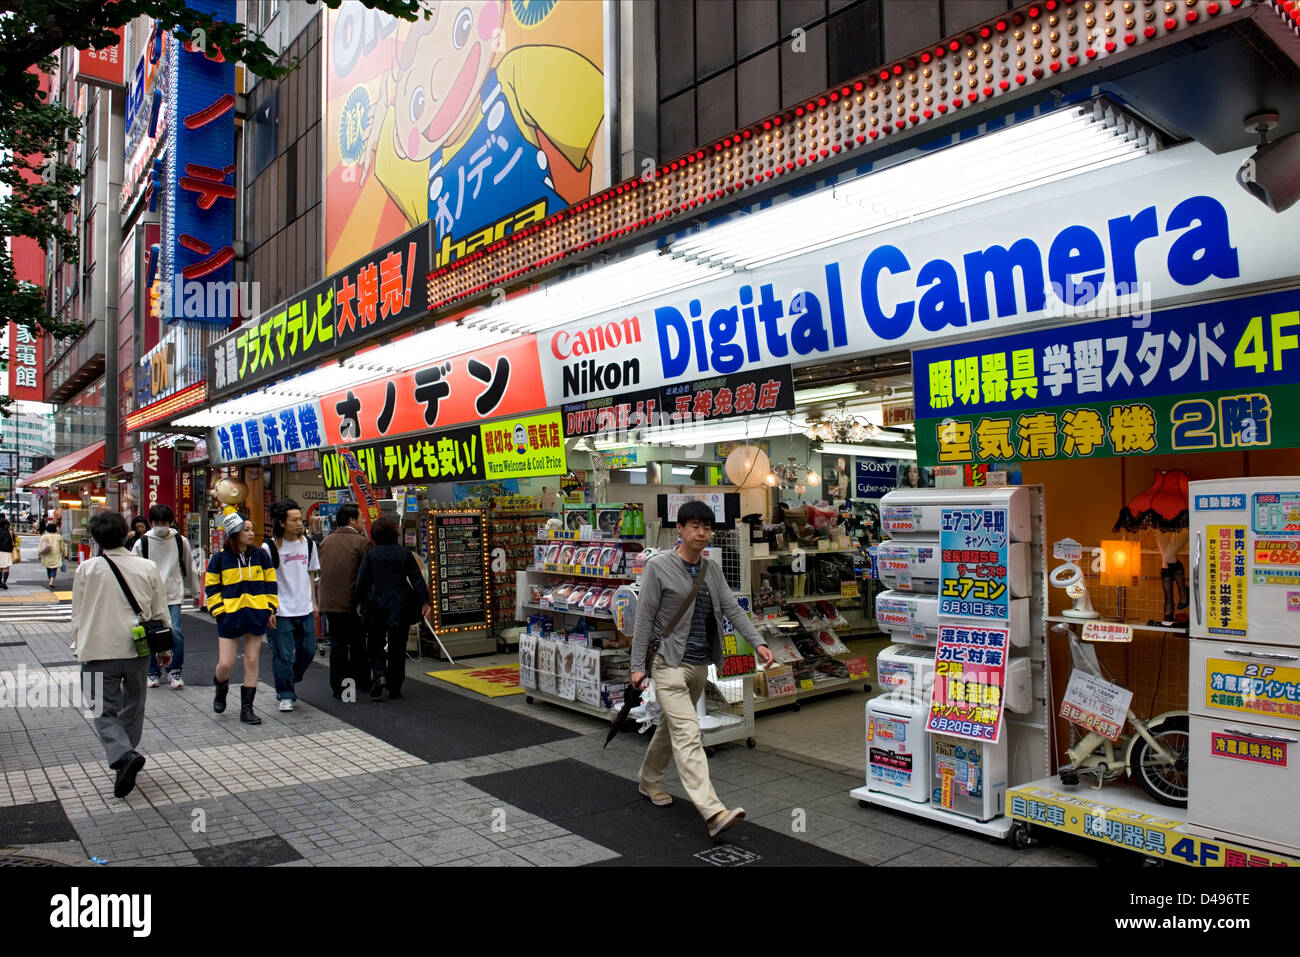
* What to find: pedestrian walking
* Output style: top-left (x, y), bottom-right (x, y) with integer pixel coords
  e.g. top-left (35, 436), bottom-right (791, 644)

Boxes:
top-left (125, 517), bottom-right (149, 552)
top-left (262, 498), bottom-right (319, 712)
top-left (353, 516), bottom-right (429, 701)
top-left (318, 504), bottom-right (371, 700)
top-left (39, 521), bottom-right (63, 589)
top-left (630, 500), bottom-right (775, 838)
top-left (0, 514), bottom-right (15, 589)
top-left (132, 504), bottom-right (195, 690)
top-left (72, 512), bottom-right (171, 798)
top-left (205, 512), bottom-right (277, 724)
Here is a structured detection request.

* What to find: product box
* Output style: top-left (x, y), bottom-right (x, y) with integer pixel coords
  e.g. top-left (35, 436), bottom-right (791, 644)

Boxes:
top-left (755, 664), bottom-right (797, 699)
top-left (563, 505), bottom-right (593, 532)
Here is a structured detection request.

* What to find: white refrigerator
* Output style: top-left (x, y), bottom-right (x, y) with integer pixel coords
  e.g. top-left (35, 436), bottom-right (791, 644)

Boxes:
top-left (1187, 477), bottom-right (1300, 856)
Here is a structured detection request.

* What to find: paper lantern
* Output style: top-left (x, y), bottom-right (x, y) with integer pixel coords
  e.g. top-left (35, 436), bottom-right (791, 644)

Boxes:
top-left (723, 445), bottom-right (771, 489)
top-left (1100, 539), bottom-right (1141, 587)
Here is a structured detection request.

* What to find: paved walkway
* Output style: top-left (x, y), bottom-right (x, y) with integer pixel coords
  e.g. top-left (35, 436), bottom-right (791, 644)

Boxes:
top-left (0, 552), bottom-right (1105, 868)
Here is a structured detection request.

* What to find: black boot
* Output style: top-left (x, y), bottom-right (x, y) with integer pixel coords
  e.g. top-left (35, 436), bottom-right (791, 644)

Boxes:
top-left (240, 686), bottom-right (262, 724)
top-left (1170, 559), bottom-right (1189, 611)
top-left (1159, 564), bottom-right (1176, 623)
top-left (213, 676), bottom-right (230, 713)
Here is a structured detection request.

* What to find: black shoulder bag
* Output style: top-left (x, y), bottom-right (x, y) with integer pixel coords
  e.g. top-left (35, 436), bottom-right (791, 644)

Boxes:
top-left (103, 556), bottom-right (174, 653)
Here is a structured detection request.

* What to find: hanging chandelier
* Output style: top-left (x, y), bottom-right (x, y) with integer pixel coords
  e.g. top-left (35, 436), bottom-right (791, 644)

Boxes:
top-left (804, 401), bottom-right (879, 444)
top-left (765, 457), bottom-right (820, 494)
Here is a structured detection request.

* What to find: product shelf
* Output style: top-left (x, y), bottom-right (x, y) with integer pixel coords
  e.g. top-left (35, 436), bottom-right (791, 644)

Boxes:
top-left (751, 547), bottom-right (859, 560)
top-left (520, 601), bottom-right (617, 622)
top-left (1044, 615), bottom-right (1190, 635)
top-left (530, 565), bottom-right (637, 581)
top-left (1006, 777), bottom-right (1300, 866)
top-left (782, 592), bottom-right (860, 603)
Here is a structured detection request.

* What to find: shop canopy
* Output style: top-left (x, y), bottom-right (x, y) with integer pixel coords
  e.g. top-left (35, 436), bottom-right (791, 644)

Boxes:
top-left (18, 441), bottom-right (107, 490)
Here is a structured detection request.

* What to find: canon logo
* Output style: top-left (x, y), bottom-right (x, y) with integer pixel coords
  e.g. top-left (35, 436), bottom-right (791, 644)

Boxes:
top-left (550, 316), bottom-right (642, 360)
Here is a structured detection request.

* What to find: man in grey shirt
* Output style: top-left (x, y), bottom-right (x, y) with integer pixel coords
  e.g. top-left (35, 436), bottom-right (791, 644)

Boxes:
top-left (630, 500), bottom-right (775, 838)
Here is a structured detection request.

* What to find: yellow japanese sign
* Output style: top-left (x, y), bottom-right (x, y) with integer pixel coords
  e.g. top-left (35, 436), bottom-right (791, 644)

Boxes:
top-left (480, 412), bottom-right (568, 480)
top-left (1206, 525), bottom-right (1248, 637)
top-left (1008, 785), bottom-right (1298, 867)
top-left (1205, 656), bottom-right (1300, 724)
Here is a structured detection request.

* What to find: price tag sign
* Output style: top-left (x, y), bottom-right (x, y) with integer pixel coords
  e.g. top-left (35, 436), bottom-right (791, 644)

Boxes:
top-left (910, 621), bottom-right (929, 643)
top-left (842, 656), bottom-right (870, 680)
top-left (1081, 621), bottom-right (1134, 643)
top-left (897, 567), bottom-right (913, 591)
top-left (800, 679), bottom-right (815, 691)
top-left (1060, 669), bottom-right (1133, 742)
top-left (840, 579), bottom-right (860, 598)
top-left (1053, 537), bottom-right (1084, 562)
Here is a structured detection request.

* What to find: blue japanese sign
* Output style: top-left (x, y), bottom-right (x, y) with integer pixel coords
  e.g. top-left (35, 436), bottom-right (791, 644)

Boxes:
top-left (160, 0), bottom-right (237, 323)
top-left (939, 507), bottom-right (1010, 621)
top-left (912, 287), bottom-right (1300, 420)
top-left (210, 400), bottom-right (324, 465)
top-left (1194, 494), bottom-right (1247, 511)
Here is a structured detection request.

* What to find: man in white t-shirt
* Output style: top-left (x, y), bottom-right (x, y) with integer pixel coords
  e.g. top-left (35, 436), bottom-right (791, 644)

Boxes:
top-left (263, 499), bottom-right (320, 712)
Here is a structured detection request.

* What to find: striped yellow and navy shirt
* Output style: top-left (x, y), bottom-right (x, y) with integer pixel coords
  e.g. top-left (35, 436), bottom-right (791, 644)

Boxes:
top-left (205, 546), bottom-right (278, 637)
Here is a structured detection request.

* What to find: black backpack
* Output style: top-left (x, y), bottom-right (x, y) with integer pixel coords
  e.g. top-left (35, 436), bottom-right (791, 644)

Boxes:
top-left (140, 531), bottom-right (185, 565)
top-left (263, 536), bottom-right (315, 569)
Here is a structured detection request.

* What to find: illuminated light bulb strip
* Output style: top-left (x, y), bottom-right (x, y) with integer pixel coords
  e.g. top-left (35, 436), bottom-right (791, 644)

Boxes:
top-left (425, 0), bottom-right (1233, 312)
top-left (1268, 0), bottom-right (1300, 35)
top-left (125, 381), bottom-right (209, 431)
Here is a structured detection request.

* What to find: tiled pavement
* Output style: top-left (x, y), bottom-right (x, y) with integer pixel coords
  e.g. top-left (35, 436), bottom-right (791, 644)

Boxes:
top-left (0, 558), bottom-right (1106, 867)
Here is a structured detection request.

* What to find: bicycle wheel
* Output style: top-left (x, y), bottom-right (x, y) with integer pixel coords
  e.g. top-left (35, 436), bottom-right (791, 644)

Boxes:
top-left (1130, 715), bottom-right (1189, 807)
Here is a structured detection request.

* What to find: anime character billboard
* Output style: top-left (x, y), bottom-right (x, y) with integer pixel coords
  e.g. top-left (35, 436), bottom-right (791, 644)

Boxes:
top-left (325, 0), bottom-right (607, 274)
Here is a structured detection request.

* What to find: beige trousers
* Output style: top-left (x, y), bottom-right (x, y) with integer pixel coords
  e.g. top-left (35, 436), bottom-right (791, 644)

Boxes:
top-left (638, 654), bottom-right (725, 822)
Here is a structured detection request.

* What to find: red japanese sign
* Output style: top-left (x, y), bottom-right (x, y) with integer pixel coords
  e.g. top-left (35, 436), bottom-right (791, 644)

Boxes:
top-left (77, 28), bottom-right (125, 88)
top-left (320, 334), bottom-right (544, 446)
top-left (141, 441), bottom-right (176, 512)
top-left (7, 322), bottom-right (45, 402)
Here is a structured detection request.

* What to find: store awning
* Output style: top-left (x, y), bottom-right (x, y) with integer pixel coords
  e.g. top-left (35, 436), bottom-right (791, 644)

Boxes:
top-left (18, 441), bottom-right (108, 490)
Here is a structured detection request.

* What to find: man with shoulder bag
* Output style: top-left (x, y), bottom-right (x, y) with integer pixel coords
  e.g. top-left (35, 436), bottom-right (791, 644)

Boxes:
top-left (630, 501), bottom-right (775, 838)
top-left (73, 512), bottom-right (173, 799)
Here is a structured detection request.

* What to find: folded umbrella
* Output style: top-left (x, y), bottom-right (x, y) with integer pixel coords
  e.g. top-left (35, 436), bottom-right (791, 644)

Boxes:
top-left (603, 682), bottom-right (643, 748)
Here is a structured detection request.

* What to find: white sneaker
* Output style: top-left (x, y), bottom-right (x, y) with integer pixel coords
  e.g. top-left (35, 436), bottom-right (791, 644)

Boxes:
top-left (169, 673), bottom-right (184, 690)
top-left (146, 675), bottom-right (161, 689)
top-left (278, 699), bottom-right (294, 712)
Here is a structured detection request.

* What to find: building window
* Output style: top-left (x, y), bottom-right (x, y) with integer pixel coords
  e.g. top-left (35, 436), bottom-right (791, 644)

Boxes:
top-left (249, 89), bottom-right (278, 180)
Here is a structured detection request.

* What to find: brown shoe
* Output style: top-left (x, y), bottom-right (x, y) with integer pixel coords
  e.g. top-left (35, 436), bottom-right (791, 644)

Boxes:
top-left (707, 807), bottom-right (745, 838)
top-left (638, 783), bottom-right (674, 807)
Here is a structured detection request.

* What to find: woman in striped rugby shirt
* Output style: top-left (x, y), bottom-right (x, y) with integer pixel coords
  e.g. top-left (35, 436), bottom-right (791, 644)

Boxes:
top-left (205, 512), bottom-right (278, 724)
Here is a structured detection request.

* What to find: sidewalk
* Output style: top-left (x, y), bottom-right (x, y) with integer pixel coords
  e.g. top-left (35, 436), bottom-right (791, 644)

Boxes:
top-left (0, 554), bottom-right (1103, 867)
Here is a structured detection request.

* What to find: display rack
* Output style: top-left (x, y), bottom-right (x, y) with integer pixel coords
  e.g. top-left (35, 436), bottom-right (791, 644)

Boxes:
top-left (852, 486), bottom-right (1052, 844)
top-left (517, 526), bottom-right (757, 748)
top-left (738, 534), bottom-right (876, 710)
top-left (487, 506), bottom-right (552, 649)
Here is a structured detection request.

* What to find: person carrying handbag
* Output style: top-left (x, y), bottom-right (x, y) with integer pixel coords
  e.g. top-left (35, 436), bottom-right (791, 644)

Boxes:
top-left (39, 521), bottom-right (64, 589)
top-left (0, 514), bottom-right (15, 588)
top-left (629, 500), bottom-right (775, 839)
top-left (72, 512), bottom-right (172, 799)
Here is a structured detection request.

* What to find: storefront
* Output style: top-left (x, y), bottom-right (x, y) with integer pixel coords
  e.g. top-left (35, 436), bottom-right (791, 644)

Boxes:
top-left (19, 440), bottom-right (110, 559)
top-left (153, 0), bottom-right (1300, 867)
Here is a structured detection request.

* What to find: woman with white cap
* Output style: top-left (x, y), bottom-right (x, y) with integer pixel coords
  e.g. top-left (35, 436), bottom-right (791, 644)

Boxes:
top-left (204, 511), bottom-right (278, 724)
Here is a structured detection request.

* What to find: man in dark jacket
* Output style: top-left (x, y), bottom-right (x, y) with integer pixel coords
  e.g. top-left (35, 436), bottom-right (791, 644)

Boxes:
top-left (354, 516), bottom-right (430, 700)
top-left (317, 505), bottom-right (370, 700)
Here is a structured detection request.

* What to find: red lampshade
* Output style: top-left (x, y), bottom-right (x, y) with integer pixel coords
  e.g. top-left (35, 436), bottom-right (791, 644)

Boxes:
top-left (1114, 469), bottom-right (1190, 533)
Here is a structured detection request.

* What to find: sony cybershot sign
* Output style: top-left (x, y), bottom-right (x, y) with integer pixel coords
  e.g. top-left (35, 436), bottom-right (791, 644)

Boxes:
top-left (160, 0), bottom-right (238, 323)
top-left (535, 147), bottom-right (1300, 407)
top-left (206, 224), bottom-right (431, 400)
